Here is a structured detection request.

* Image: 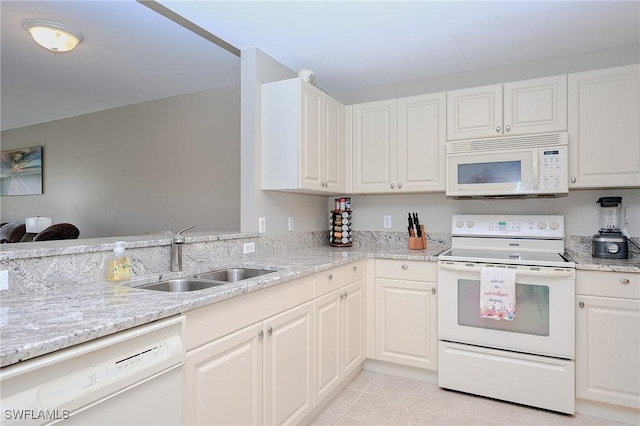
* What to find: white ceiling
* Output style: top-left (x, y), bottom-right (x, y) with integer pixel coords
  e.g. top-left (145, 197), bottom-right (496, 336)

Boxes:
top-left (0, 0), bottom-right (240, 131)
top-left (2, 1), bottom-right (639, 131)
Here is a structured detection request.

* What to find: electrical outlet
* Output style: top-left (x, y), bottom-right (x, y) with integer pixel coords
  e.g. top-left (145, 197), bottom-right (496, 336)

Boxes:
top-left (383, 215), bottom-right (392, 229)
top-left (288, 217), bottom-right (294, 232)
top-left (243, 242), bottom-right (255, 254)
top-left (0, 270), bottom-right (8, 291)
top-left (258, 217), bottom-right (266, 234)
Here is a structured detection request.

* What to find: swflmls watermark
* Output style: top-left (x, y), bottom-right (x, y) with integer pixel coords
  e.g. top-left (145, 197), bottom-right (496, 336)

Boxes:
top-left (4, 409), bottom-right (70, 421)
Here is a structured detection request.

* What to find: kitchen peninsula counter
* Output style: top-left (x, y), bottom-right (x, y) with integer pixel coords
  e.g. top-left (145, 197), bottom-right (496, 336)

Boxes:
top-left (0, 241), bottom-right (445, 368)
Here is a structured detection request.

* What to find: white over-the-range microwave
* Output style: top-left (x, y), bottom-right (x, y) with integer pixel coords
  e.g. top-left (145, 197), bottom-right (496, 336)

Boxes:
top-left (445, 132), bottom-right (569, 198)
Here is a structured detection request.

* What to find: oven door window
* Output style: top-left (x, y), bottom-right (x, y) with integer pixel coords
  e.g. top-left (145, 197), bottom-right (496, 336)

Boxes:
top-left (457, 279), bottom-right (549, 336)
top-left (458, 160), bottom-right (521, 184)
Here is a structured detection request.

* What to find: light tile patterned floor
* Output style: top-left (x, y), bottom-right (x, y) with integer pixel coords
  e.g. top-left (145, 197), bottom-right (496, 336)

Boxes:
top-left (308, 370), bottom-right (635, 426)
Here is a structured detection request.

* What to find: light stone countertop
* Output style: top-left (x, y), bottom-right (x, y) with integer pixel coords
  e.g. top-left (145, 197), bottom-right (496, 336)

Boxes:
top-left (565, 236), bottom-right (640, 273)
top-left (0, 244), bottom-right (444, 368)
top-left (2, 234), bottom-right (638, 369)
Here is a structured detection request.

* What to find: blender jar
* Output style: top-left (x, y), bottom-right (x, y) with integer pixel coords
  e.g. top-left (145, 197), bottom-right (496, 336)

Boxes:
top-left (596, 197), bottom-right (625, 232)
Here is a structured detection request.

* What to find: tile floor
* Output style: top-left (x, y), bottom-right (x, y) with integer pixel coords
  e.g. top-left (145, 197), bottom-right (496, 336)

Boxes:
top-left (308, 370), bottom-right (634, 426)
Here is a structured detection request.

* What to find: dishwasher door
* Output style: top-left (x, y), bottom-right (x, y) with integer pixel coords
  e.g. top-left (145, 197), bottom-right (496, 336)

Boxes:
top-left (0, 316), bottom-right (185, 426)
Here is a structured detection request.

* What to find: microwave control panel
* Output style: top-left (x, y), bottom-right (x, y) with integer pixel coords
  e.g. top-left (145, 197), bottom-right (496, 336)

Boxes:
top-left (540, 148), bottom-right (564, 189)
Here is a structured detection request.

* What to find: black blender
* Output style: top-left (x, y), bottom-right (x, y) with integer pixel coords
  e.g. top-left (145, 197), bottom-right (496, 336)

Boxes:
top-left (592, 197), bottom-right (629, 259)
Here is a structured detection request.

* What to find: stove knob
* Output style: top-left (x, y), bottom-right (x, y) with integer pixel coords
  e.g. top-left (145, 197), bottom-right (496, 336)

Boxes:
top-left (466, 221), bottom-right (475, 228)
top-left (550, 222), bottom-right (560, 230)
top-left (456, 220), bottom-right (464, 228)
top-left (537, 222), bottom-right (547, 230)
top-left (605, 243), bottom-right (620, 254)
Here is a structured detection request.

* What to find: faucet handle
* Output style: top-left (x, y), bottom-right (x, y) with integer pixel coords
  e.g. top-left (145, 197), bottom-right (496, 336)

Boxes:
top-left (173, 225), bottom-right (196, 243)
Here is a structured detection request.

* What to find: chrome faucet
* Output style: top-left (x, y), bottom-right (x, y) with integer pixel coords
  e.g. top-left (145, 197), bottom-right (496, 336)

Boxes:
top-left (170, 225), bottom-right (195, 272)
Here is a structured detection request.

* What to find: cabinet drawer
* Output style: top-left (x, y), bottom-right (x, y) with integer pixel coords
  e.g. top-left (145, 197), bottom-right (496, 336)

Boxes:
top-left (576, 270), bottom-right (639, 300)
top-left (342, 260), bottom-right (365, 285)
top-left (375, 259), bottom-right (437, 282)
top-left (314, 268), bottom-right (343, 297)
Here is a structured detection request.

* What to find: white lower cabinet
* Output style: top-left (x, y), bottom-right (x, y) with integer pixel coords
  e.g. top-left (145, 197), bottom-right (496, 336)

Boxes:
top-left (575, 271), bottom-right (640, 421)
top-left (374, 259), bottom-right (438, 370)
top-left (314, 279), bottom-right (365, 402)
top-left (185, 323), bottom-right (263, 426)
top-left (185, 302), bottom-right (314, 426)
top-left (263, 302), bottom-right (315, 426)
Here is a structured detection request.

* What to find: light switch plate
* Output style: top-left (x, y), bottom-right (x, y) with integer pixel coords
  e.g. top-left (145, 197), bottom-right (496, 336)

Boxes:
top-left (288, 217), bottom-right (294, 232)
top-left (0, 270), bottom-right (8, 290)
top-left (243, 242), bottom-right (255, 254)
top-left (258, 217), bottom-right (266, 234)
top-left (383, 215), bottom-right (392, 229)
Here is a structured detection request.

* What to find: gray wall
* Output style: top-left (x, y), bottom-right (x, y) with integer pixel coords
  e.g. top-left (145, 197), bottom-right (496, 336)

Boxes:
top-left (0, 85), bottom-right (241, 238)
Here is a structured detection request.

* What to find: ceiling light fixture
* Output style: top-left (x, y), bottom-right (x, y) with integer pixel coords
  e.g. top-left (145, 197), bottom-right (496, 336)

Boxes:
top-left (23, 19), bottom-right (83, 53)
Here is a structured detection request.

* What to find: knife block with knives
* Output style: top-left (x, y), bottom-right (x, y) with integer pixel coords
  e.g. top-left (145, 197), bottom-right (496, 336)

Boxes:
top-left (408, 212), bottom-right (426, 250)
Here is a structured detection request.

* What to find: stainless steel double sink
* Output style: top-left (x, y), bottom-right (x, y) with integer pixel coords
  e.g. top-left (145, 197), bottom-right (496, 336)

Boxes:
top-left (138, 268), bottom-right (276, 293)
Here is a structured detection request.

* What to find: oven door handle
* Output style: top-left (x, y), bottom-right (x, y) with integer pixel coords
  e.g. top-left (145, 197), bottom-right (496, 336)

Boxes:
top-left (438, 262), bottom-right (574, 278)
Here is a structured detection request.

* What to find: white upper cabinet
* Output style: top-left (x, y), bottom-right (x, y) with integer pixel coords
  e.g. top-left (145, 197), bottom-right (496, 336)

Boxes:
top-left (262, 78), bottom-right (344, 194)
top-left (351, 92), bottom-right (446, 193)
top-left (568, 64), bottom-right (640, 188)
top-left (447, 74), bottom-right (567, 141)
top-left (351, 99), bottom-right (397, 193)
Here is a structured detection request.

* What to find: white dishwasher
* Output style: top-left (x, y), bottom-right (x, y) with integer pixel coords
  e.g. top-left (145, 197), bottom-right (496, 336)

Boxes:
top-left (0, 316), bottom-right (185, 425)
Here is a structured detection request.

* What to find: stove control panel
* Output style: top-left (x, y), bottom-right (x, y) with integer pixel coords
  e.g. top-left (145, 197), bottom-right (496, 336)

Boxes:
top-left (451, 214), bottom-right (565, 238)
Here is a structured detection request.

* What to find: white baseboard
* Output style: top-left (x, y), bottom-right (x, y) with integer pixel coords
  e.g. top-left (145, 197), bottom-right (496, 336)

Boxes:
top-left (576, 398), bottom-right (640, 425)
top-left (363, 358), bottom-right (438, 384)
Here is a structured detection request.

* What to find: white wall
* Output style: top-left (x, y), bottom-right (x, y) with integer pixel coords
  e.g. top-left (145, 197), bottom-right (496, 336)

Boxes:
top-left (1, 85), bottom-right (241, 238)
top-left (335, 189), bottom-right (639, 237)
top-left (241, 48), bottom-right (328, 234)
top-left (338, 44), bottom-right (640, 104)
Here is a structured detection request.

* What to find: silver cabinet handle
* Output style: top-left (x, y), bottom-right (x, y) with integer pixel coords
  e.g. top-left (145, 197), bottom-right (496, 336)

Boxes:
top-left (505, 125), bottom-right (511, 132)
top-left (401, 264), bottom-right (408, 270)
top-left (353, 266), bottom-right (357, 271)
top-left (432, 287), bottom-right (436, 295)
top-left (621, 278), bottom-right (630, 284)
top-left (579, 301), bottom-right (585, 309)
top-left (267, 326), bottom-right (273, 336)
top-left (391, 183), bottom-right (395, 189)
top-left (328, 274), bottom-right (333, 280)
top-left (398, 182), bottom-right (402, 189)
top-left (259, 330), bottom-right (264, 339)
top-left (340, 292), bottom-right (344, 300)
top-left (496, 125), bottom-right (501, 133)
top-left (571, 177), bottom-right (577, 183)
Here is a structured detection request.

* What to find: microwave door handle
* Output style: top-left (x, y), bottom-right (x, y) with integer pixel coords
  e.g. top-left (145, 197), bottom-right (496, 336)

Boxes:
top-left (532, 150), bottom-right (539, 190)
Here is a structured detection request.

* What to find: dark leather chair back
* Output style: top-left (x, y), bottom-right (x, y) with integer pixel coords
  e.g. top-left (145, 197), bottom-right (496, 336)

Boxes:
top-left (0, 223), bottom-right (27, 243)
top-left (33, 223), bottom-right (80, 241)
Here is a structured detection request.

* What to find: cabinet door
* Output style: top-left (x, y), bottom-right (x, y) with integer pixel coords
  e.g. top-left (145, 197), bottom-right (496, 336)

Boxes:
top-left (300, 83), bottom-right (324, 190)
top-left (264, 302), bottom-right (314, 425)
top-left (185, 322), bottom-right (263, 426)
top-left (447, 84), bottom-right (502, 140)
top-left (374, 278), bottom-right (437, 370)
top-left (314, 290), bottom-right (342, 403)
top-left (576, 295), bottom-right (640, 410)
top-left (324, 93), bottom-right (344, 192)
top-left (397, 92), bottom-right (446, 192)
top-left (343, 280), bottom-right (365, 376)
top-left (568, 64), bottom-right (640, 188)
top-left (503, 74), bottom-right (567, 136)
top-left (352, 99), bottom-right (397, 192)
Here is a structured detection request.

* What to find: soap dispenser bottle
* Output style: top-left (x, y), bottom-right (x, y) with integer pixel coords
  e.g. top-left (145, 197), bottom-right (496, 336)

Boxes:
top-left (106, 241), bottom-right (131, 282)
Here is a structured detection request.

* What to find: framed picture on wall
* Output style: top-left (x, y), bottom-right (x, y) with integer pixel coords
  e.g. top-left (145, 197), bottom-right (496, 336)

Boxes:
top-left (0, 146), bottom-right (43, 196)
